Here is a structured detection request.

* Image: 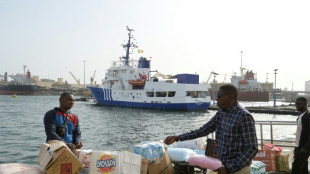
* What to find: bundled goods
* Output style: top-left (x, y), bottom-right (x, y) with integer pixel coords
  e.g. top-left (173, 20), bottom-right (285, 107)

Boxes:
top-left (188, 155), bottom-right (222, 170)
top-left (253, 149), bottom-right (276, 171)
top-left (251, 161), bottom-right (266, 174)
top-left (167, 148), bottom-right (197, 162)
top-left (194, 150), bottom-right (206, 155)
top-left (147, 150), bottom-right (174, 174)
top-left (275, 154), bottom-right (290, 172)
top-left (130, 142), bottom-right (165, 164)
top-left (254, 143), bottom-right (287, 172)
top-left (175, 137), bottom-right (206, 150)
top-left (263, 143), bottom-right (282, 155)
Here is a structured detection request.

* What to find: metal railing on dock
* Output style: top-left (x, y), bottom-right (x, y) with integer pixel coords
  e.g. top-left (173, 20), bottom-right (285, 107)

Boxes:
top-left (206, 120), bottom-right (297, 149)
top-left (256, 120), bottom-right (296, 149)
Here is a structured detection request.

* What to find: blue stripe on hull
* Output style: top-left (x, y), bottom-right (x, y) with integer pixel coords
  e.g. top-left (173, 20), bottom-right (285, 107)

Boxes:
top-left (87, 86), bottom-right (210, 111)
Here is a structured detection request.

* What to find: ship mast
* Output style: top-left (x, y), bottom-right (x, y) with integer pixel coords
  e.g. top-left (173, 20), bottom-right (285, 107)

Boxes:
top-left (240, 51), bottom-right (245, 79)
top-left (123, 26), bottom-right (135, 66)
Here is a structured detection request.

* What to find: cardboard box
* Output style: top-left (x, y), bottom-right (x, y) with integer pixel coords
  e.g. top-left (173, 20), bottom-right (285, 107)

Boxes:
top-left (78, 150), bottom-right (93, 168)
top-left (74, 149), bottom-right (81, 158)
top-left (119, 151), bottom-right (142, 174)
top-left (140, 158), bottom-right (148, 174)
top-left (90, 151), bottom-right (120, 174)
top-left (253, 149), bottom-right (276, 171)
top-left (148, 151), bottom-right (174, 174)
top-left (37, 140), bottom-right (84, 174)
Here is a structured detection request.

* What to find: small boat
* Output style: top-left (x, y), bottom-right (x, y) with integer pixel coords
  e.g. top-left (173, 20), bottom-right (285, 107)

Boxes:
top-left (128, 75), bottom-right (147, 86)
top-left (75, 97), bottom-right (89, 102)
top-left (11, 94), bottom-right (17, 98)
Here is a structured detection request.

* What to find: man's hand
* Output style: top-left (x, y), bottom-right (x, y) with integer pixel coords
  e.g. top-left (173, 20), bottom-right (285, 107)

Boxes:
top-left (214, 166), bottom-right (228, 174)
top-left (164, 136), bottom-right (179, 145)
top-left (76, 142), bottom-right (83, 149)
top-left (65, 143), bottom-right (76, 153)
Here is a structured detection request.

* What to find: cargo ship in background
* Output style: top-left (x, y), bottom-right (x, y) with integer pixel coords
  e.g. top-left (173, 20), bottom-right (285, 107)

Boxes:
top-left (87, 26), bottom-right (211, 110)
top-left (209, 52), bottom-right (273, 102)
top-left (0, 66), bottom-right (40, 95)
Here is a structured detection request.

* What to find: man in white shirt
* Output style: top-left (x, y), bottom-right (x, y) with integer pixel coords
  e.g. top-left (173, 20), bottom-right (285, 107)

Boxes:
top-left (292, 97), bottom-right (310, 174)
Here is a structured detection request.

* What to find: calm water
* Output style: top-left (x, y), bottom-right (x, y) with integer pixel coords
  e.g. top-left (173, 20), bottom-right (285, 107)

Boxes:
top-left (0, 95), bottom-right (297, 166)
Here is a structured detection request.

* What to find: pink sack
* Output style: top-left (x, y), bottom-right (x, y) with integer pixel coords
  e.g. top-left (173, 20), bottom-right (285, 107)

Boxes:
top-left (188, 155), bottom-right (222, 170)
top-left (263, 143), bottom-right (275, 150)
top-left (273, 146), bottom-right (283, 156)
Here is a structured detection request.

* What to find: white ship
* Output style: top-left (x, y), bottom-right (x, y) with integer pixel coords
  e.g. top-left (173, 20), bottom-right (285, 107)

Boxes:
top-left (87, 27), bottom-right (211, 110)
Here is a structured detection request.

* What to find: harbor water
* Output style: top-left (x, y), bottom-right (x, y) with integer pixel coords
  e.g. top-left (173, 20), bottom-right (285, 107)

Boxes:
top-left (0, 95), bottom-right (298, 167)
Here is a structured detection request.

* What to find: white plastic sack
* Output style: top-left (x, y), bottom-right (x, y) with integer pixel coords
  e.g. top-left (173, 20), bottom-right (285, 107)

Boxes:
top-left (167, 148), bottom-right (197, 162)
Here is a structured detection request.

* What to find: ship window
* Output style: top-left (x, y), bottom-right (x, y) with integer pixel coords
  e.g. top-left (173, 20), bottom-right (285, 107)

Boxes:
top-left (186, 91), bottom-right (198, 98)
top-left (156, 91), bottom-right (167, 97)
top-left (168, 91), bottom-right (176, 97)
top-left (197, 91), bottom-right (209, 98)
top-left (186, 91), bottom-right (209, 98)
top-left (146, 92), bottom-right (154, 97)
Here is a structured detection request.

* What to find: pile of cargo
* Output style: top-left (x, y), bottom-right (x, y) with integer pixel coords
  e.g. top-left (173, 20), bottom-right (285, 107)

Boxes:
top-left (253, 143), bottom-right (290, 173)
top-left (36, 140), bottom-right (172, 174)
top-left (0, 140), bottom-right (291, 174)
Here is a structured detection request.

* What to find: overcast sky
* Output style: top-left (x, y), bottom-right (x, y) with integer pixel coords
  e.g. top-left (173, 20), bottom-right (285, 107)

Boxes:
top-left (1, 0), bottom-right (309, 91)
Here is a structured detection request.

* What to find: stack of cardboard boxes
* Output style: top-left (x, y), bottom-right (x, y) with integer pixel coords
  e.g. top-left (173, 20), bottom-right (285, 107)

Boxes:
top-left (37, 140), bottom-right (175, 174)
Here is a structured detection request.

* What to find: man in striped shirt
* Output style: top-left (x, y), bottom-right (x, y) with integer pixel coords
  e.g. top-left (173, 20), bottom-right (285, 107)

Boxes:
top-left (164, 84), bottom-right (258, 174)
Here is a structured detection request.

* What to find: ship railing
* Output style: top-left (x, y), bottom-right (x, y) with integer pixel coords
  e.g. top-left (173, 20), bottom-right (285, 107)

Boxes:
top-left (207, 120), bottom-right (297, 149)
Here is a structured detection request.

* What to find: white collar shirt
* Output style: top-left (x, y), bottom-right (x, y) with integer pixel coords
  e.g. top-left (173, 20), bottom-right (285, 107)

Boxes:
top-left (295, 110), bottom-right (309, 147)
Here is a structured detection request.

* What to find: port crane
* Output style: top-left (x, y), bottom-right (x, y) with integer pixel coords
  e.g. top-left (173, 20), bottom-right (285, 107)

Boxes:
top-left (206, 71), bottom-right (219, 84)
top-left (90, 70), bottom-right (96, 85)
top-left (69, 71), bottom-right (80, 84)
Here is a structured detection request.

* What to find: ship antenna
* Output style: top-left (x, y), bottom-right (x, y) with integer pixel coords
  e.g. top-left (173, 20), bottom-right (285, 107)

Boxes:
top-left (23, 65), bottom-right (27, 75)
top-left (240, 51), bottom-right (244, 79)
top-left (123, 26), bottom-right (135, 66)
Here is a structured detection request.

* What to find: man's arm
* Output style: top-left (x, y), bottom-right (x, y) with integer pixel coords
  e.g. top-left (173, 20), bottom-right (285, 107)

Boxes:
top-left (178, 112), bottom-right (219, 141)
top-left (73, 118), bottom-right (82, 147)
top-left (224, 114), bottom-right (258, 173)
top-left (164, 112), bottom-right (219, 145)
top-left (44, 110), bottom-right (62, 141)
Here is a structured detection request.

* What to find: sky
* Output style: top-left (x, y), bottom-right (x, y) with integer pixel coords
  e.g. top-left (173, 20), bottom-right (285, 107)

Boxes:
top-left (0, 0), bottom-right (310, 91)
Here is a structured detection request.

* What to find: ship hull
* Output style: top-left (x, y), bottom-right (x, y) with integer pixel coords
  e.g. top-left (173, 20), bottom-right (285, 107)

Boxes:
top-left (209, 89), bottom-right (269, 102)
top-left (87, 85), bottom-right (211, 111)
top-left (238, 91), bottom-right (269, 102)
top-left (0, 85), bottom-right (39, 95)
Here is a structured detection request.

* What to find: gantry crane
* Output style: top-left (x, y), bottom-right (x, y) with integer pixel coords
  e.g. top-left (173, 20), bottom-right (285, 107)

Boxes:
top-left (69, 71), bottom-right (80, 84)
top-left (90, 70), bottom-right (96, 85)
